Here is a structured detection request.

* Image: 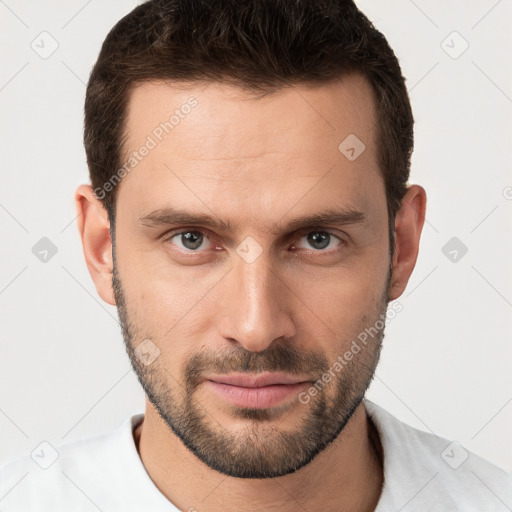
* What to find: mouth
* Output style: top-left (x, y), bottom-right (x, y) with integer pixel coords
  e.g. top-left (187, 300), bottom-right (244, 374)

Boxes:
top-left (202, 372), bottom-right (313, 409)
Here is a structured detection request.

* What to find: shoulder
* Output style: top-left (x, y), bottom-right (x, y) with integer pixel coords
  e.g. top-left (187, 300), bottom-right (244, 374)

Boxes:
top-left (365, 399), bottom-right (512, 511)
top-left (0, 414), bottom-right (146, 512)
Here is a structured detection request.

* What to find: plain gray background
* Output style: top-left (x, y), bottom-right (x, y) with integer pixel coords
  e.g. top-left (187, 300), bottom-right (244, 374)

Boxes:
top-left (1, 0), bottom-right (511, 476)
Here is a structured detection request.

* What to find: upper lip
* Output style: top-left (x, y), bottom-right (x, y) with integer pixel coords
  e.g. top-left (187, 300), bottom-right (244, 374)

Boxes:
top-left (204, 372), bottom-right (312, 388)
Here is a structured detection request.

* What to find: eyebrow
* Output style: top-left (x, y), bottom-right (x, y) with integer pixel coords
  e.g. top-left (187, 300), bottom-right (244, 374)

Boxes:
top-left (138, 206), bottom-right (368, 233)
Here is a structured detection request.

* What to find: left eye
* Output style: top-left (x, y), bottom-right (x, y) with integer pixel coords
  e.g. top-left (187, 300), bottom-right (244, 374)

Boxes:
top-left (294, 231), bottom-right (343, 251)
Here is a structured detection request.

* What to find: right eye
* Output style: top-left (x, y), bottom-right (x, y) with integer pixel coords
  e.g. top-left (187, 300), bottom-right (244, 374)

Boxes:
top-left (164, 230), bottom-right (214, 252)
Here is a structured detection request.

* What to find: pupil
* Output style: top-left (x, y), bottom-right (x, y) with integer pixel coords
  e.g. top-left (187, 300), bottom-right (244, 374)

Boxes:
top-left (308, 231), bottom-right (330, 250)
top-left (182, 231), bottom-right (203, 250)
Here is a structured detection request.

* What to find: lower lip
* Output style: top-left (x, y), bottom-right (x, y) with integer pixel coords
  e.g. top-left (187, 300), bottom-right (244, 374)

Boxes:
top-left (205, 380), bottom-right (310, 409)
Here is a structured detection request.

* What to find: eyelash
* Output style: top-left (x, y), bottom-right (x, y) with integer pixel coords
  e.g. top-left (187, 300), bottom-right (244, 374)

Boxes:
top-left (161, 228), bottom-right (346, 256)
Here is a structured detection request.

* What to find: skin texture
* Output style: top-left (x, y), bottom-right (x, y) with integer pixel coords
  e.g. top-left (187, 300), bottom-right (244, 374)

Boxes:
top-left (75, 73), bottom-right (426, 512)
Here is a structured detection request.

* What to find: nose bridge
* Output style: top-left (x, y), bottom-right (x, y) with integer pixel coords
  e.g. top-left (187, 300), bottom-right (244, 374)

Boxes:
top-left (238, 253), bottom-right (275, 328)
top-left (219, 246), bottom-right (295, 352)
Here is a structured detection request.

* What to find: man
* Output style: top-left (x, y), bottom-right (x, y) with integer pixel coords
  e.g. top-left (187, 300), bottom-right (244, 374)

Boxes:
top-left (1, 0), bottom-right (511, 510)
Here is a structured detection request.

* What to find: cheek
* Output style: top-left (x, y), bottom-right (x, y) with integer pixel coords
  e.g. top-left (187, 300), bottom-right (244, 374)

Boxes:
top-left (289, 252), bottom-right (389, 335)
top-left (299, 280), bottom-right (381, 352)
top-left (116, 236), bottom-right (224, 359)
top-left (297, 278), bottom-right (386, 374)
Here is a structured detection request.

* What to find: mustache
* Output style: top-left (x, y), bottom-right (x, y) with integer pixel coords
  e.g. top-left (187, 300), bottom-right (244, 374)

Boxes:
top-left (184, 342), bottom-right (329, 389)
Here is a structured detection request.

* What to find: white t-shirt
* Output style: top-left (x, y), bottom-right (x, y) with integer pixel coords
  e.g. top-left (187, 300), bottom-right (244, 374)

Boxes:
top-left (1, 400), bottom-right (511, 511)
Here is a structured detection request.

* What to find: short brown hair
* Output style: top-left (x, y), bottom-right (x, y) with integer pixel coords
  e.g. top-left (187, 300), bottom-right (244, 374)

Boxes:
top-left (84, 0), bottom-right (413, 248)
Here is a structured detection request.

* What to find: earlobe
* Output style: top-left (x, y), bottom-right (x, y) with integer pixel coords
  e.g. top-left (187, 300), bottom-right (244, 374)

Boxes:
top-left (388, 185), bottom-right (427, 301)
top-left (74, 184), bottom-right (116, 306)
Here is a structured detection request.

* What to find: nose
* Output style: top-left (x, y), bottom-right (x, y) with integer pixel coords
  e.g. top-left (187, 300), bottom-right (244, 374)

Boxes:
top-left (217, 247), bottom-right (296, 352)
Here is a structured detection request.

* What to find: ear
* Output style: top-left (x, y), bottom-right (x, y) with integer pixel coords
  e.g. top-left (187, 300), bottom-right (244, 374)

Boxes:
top-left (388, 185), bottom-right (427, 301)
top-left (74, 184), bottom-right (116, 306)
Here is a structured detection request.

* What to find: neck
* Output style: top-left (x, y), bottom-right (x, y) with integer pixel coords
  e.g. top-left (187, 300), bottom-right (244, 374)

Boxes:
top-left (134, 400), bottom-right (383, 512)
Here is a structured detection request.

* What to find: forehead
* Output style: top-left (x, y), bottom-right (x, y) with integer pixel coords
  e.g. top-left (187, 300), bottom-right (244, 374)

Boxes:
top-left (124, 73), bottom-right (377, 157)
top-left (118, 74), bottom-right (384, 230)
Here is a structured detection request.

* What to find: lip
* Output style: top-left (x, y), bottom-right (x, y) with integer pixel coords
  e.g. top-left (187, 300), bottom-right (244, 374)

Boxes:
top-left (203, 372), bottom-right (312, 409)
top-left (204, 372), bottom-right (312, 388)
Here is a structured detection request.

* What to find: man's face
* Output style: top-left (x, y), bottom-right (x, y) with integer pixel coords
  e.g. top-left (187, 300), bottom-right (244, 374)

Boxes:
top-left (112, 74), bottom-right (392, 478)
